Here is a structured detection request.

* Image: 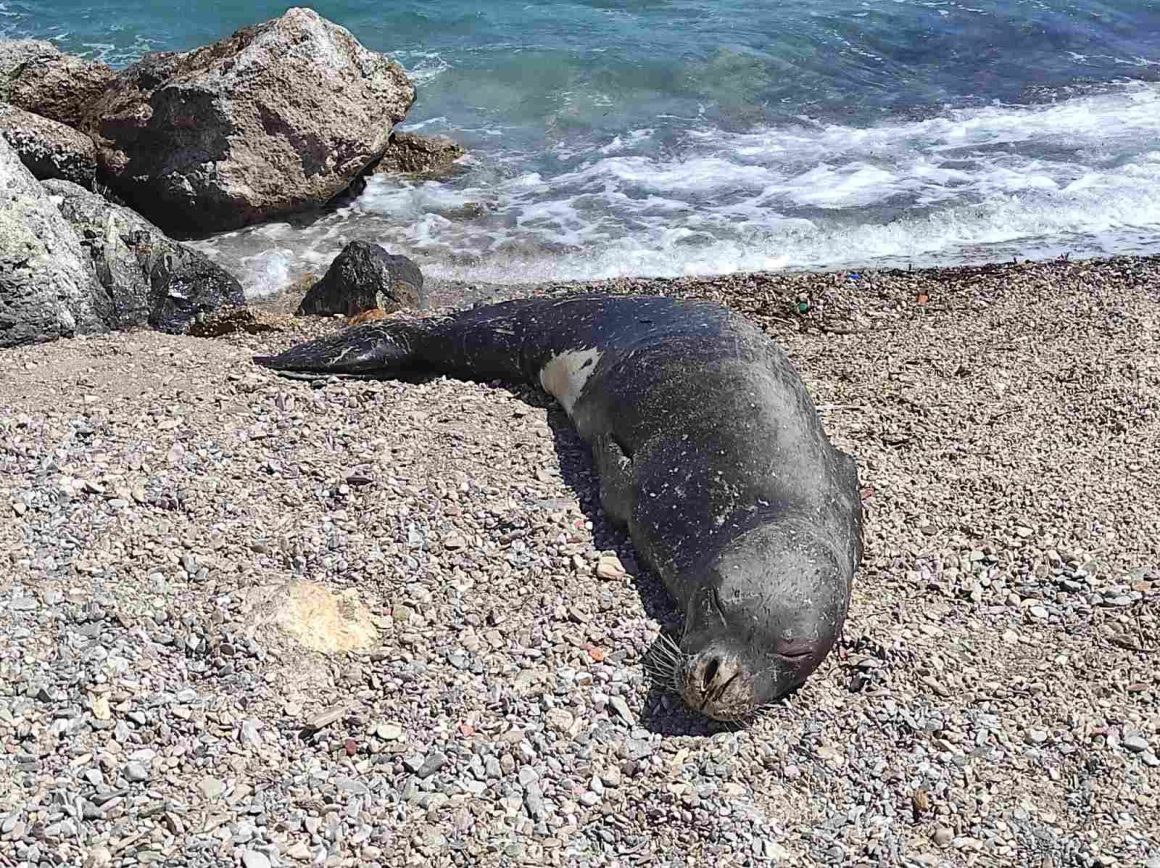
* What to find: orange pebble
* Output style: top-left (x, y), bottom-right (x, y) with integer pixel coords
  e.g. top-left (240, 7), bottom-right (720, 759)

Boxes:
top-left (348, 308), bottom-right (387, 325)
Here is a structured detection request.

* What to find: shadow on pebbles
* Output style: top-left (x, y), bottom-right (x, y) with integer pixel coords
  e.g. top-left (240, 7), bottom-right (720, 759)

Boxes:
top-left (1, 255), bottom-right (1158, 867)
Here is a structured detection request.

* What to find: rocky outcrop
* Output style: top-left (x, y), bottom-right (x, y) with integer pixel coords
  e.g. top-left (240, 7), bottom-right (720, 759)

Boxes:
top-left (4, 48), bottom-right (114, 129)
top-left (0, 103), bottom-right (97, 185)
top-left (0, 40), bottom-right (60, 99)
top-left (373, 131), bottom-right (464, 177)
top-left (43, 180), bottom-right (247, 333)
top-left (82, 8), bottom-right (416, 234)
top-left (297, 241), bottom-right (422, 317)
top-left (0, 138), bottom-right (110, 347)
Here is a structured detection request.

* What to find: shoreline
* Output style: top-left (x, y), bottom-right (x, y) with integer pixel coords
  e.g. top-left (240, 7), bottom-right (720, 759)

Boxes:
top-left (251, 249), bottom-right (1160, 323)
top-left (2, 249), bottom-right (1157, 865)
top-left (6, 16), bottom-right (1160, 339)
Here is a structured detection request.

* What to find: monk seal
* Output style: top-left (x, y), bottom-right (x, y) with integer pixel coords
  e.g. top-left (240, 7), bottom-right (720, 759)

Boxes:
top-left (256, 294), bottom-right (862, 721)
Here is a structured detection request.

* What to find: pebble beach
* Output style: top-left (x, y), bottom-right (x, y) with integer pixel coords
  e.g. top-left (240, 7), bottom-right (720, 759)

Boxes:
top-left (2, 254), bottom-right (1158, 867)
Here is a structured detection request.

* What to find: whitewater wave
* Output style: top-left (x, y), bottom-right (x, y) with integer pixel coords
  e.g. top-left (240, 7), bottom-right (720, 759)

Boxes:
top-left (397, 50), bottom-right (450, 84)
top-left (194, 82), bottom-right (1160, 296)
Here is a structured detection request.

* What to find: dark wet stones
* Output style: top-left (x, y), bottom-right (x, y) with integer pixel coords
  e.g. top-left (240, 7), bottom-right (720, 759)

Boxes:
top-left (296, 241), bottom-right (423, 317)
top-left (44, 179), bottom-right (247, 333)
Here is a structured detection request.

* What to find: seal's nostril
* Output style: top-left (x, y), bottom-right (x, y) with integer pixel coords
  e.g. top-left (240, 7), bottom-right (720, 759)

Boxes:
top-left (682, 654), bottom-right (750, 719)
top-left (702, 656), bottom-right (720, 690)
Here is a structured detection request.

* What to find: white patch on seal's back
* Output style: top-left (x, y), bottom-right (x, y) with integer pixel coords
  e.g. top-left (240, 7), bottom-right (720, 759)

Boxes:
top-left (539, 348), bottom-right (602, 414)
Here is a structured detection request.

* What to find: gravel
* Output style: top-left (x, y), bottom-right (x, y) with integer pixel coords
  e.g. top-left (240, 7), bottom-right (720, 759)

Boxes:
top-left (1, 254), bottom-right (1158, 866)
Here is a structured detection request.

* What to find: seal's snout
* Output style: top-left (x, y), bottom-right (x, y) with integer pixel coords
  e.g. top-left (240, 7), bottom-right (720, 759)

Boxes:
top-left (680, 651), bottom-right (754, 721)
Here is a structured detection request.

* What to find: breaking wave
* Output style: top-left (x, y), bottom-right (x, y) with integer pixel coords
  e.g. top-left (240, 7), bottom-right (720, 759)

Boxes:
top-left (194, 82), bottom-right (1160, 296)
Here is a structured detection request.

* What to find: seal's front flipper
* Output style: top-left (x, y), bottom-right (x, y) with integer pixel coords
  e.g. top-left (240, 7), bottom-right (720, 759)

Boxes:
top-left (591, 432), bottom-right (635, 525)
top-left (254, 321), bottom-right (429, 375)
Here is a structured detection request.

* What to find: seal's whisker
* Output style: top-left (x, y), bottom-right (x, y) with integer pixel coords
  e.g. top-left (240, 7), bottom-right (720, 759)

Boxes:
top-left (644, 666), bottom-right (676, 686)
top-left (642, 633), bottom-right (687, 695)
top-left (650, 651), bottom-right (680, 671)
top-left (642, 653), bottom-right (679, 677)
top-left (645, 635), bottom-right (682, 662)
top-left (652, 634), bottom-right (684, 663)
top-left (647, 646), bottom-right (674, 664)
top-left (644, 655), bottom-right (673, 675)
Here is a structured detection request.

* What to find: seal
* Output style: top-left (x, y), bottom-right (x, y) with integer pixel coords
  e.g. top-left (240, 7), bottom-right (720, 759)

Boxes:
top-left (256, 294), bottom-right (862, 720)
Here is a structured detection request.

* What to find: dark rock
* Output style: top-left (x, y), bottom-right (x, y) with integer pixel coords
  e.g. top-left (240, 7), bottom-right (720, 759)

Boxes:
top-left (373, 131), bottom-right (465, 177)
top-left (82, 8), bottom-right (415, 233)
top-left (43, 179), bottom-right (247, 333)
top-left (0, 137), bottom-right (109, 347)
top-left (0, 103), bottom-right (97, 185)
top-left (6, 51), bottom-right (114, 129)
top-left (297, 241), bottom-right (422, 317)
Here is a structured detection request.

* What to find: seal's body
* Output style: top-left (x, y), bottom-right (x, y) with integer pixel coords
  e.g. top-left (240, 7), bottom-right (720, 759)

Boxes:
top-left (257, 295), bottom-right (862, 720)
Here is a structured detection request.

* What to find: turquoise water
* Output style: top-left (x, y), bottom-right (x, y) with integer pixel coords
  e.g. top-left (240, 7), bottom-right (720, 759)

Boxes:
top-left (7, 1), bottom-right (1160, 291)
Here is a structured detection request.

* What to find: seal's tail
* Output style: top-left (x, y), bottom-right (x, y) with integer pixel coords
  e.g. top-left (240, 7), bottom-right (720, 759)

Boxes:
top-left (254, 320), bottom-right (433, 375)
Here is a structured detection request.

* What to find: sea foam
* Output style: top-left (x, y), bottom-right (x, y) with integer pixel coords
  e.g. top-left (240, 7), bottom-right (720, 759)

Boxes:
top-left (193, 82), bottom-right (1160, 296)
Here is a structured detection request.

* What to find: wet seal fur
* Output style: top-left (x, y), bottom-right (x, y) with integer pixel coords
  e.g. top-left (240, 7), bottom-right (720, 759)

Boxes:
top-left (256, 295), bottom-right (863, 720)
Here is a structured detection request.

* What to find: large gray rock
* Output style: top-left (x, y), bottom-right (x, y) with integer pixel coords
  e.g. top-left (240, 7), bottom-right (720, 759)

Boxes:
top-left (5, 48), bottom-right (114, 129)
top-left (0, 137), bottom-right (110, 347)
top-left (297, 241), bottom-right (422, 317)
top-left (83, 8), bottom-right (416, 233)
top-left (43, 180), bottom-right (247, 333)
top-left (0, 103), bottom-right (97, 185)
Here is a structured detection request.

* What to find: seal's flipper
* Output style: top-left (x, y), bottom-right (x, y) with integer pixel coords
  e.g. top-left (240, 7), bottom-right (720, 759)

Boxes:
top-left (255, 321), bottom-right (430, 375)
top-left (591, 432), bottom-right (635, 525)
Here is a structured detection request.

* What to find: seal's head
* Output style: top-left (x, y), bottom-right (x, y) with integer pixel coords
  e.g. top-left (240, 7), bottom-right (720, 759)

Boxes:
top-left (660, 525), bottom-right (849, 721)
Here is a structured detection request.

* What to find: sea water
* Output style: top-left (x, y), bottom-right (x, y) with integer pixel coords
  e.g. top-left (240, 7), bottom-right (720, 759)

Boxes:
top-left (6, 0), bottom-right (1160, 294)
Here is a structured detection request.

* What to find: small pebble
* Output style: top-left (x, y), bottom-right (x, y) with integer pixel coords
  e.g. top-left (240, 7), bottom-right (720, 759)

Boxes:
top-left (1122, 734), bottom-right (1150, 754)
top-left (241, 851), bottom-right (271, 868)
top-left (123, 762), bottom-right (149, 783)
